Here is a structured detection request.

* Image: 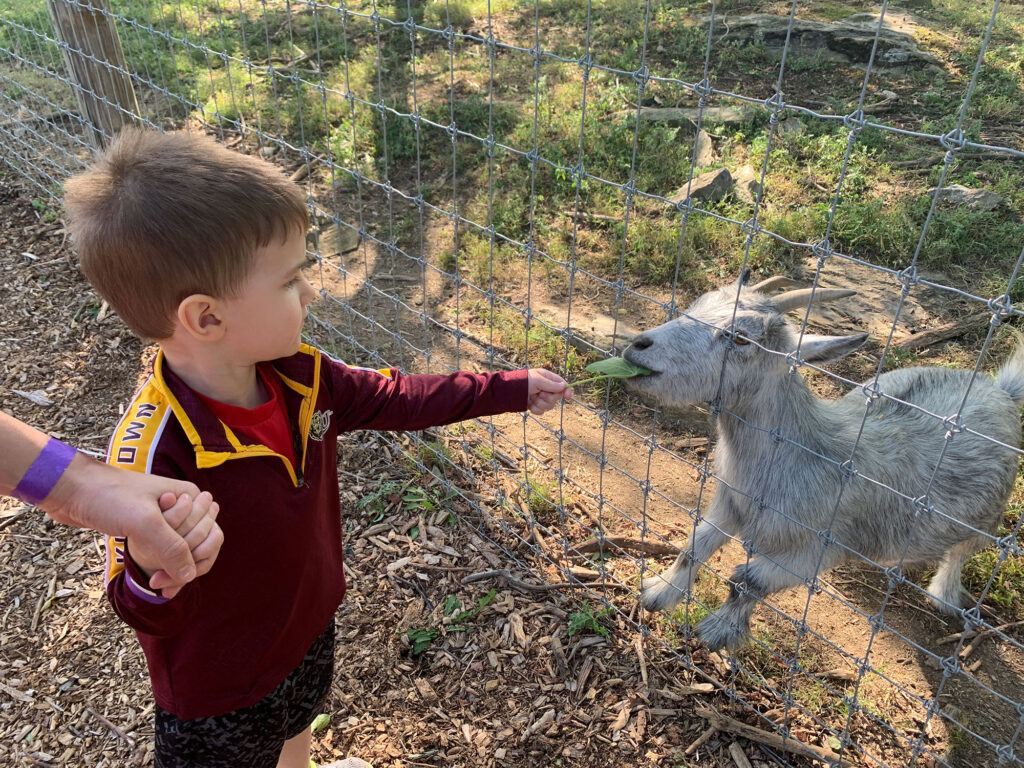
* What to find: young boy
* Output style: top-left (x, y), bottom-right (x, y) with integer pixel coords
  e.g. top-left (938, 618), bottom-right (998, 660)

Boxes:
top-left (63, 129), bottom-right (572, 768)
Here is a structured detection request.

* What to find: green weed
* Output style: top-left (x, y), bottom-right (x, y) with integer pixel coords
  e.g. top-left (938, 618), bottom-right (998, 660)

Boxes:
top-left (568, 600), bottom-right (614, 637)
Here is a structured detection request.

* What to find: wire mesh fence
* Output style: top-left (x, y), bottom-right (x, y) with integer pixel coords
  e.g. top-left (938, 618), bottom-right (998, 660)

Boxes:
top-left (3, 0), bottom-right (1024, 765)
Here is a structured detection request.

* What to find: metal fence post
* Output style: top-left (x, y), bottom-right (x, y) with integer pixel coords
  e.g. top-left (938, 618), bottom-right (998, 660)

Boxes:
top-left (46, 0), bottom-right (140, 148)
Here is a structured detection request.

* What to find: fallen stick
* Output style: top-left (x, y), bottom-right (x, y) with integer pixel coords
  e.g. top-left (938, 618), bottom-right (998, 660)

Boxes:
top-left (695, 707), bottom-right (849, 766)
top-left (575, 536), bottom-right (679, 558)
top-left (729, 741), bottom-right (754, 768)
top-left (893, 311), bottom-right (990, 351)
top-left (461, 569), bottom-right (632, 593)
top-left (684, 725), bottom-right (718, 756)
top-left (85, 706), bottom-right (131, 743)
top-left (937, 618), bottom-right (1024, 645)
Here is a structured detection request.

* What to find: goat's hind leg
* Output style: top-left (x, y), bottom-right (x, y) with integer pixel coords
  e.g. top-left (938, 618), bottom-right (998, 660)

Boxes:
top-left (927, 536), bottom-right (984, 615)
top-left (640, 506), bottom-right (733, 613)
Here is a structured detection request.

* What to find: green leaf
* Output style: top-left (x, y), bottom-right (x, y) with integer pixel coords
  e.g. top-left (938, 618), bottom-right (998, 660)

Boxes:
top-left (406, 627), bottom-right (437, 655)
top-left (310, 713), bottom-right (331, 735)
top-left (572, 357), bottom-right (652, 387)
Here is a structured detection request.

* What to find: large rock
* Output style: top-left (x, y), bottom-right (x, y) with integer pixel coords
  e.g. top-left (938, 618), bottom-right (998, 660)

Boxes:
top-left (928, 184), bottom-right (1004, 212)
top-left (706, 13), bottom-right (941, 68)
top-left (667, 168), bottom-right (734, 208)
top-left (309, 222), bottom-right (361, 258)
top-left (731, 165), bottom-right (763, 204)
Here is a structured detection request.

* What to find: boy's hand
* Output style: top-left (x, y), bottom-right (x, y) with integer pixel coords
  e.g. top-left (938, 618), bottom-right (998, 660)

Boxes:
top-left (527, 368), bottom-right (572, 416)
top-left (130, 492), bottom-right (223, 599)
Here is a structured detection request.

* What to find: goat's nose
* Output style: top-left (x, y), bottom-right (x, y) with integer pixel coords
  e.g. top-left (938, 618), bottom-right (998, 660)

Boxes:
top-left (630, 334), bottom-right (653, 351)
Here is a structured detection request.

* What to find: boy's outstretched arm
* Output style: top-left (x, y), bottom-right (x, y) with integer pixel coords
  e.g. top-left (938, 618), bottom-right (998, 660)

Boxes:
top-left (527, 368), bottom-right (572, 416)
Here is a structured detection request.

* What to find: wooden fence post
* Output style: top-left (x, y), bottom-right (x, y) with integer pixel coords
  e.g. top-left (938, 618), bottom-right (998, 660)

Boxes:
top-left (47, 0), bottom-right (141, 148)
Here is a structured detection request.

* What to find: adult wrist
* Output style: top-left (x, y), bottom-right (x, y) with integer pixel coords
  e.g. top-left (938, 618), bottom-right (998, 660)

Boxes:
top-left (12, 437), bottom-right (78, 506)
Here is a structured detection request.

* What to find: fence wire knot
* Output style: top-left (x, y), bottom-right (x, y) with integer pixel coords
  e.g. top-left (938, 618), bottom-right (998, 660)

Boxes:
top-left (693, 77), bottom-right (712, 104)
top-left (843, 108), bottom-right (867, 133)
top-left (995, 744), bottom-right (1017, 764)
top-left (860, 379), bottom-right (882, 402)
top-left (942, 413), bottom-right (965, 437)
top-left (897, 265), bottom-right (919, 294)
top-left (811, 239), bottom-right (832, 267)
top-left (765, 91), bottom-right (786, 115)
top-left (578, 54), bottom-right (592, 80)
top-left (740, 217), bottom-right (760, 238)
top-left (987, 293), bottom-right (1013, 321)
top-left (632, 65), bottom-right (649, 90)
top-left (884, 564), bottom-right (904, 585)
top-left (939, 655), bottom-right (961, 677)
top-left (939, 127), bottom-right (966, 154)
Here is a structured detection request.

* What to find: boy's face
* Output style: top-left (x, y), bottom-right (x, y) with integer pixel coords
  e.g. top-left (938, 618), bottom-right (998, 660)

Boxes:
top-left (219, 229), bottom-right (316, 363)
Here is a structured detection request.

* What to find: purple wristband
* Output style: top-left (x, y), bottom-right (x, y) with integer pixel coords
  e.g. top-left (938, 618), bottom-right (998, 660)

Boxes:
top-left (12, 438), bottom-right (78, 506)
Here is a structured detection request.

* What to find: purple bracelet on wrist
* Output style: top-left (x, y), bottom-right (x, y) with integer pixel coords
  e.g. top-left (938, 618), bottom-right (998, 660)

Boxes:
top-left (12, 438), bottom-right (78, 506)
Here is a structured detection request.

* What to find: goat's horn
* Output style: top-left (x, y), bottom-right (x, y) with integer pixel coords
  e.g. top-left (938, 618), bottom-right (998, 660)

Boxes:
top-left (772, 287), bottom-right (856, 313)
top-left (749, 275), bottom-right (799, 294)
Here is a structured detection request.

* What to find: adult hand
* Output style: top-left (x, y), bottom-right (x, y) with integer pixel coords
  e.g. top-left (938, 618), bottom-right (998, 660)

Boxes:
top-left (527, 368), bottom-right (572, 416)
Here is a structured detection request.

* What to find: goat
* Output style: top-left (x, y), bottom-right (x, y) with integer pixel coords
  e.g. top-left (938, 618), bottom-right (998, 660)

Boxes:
top-left (624, 272), bottom-right (1024, 652)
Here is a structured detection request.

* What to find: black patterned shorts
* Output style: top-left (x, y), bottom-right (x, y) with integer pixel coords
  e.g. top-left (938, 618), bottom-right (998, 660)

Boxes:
top-left (154, 620), bottom-right (335, 768)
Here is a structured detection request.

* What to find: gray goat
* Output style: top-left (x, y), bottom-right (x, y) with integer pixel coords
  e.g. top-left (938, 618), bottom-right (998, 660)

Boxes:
top-left (624, 273), bottom-right (1024, 652)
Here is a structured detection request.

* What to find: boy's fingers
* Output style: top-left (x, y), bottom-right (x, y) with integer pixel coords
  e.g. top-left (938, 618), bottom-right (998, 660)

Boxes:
top-left (181, 504), bottom-right (220, 550)
top-left (190, 525), bottom-right (225, 577)
top-left (158, 492), bottom-right (192, 530)
top-left (173, 491), bottom-right (216, 537)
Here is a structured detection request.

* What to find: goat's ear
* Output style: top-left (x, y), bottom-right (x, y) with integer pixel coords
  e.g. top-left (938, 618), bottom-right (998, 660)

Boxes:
top-left (796, 333), bottom-right (869, 363)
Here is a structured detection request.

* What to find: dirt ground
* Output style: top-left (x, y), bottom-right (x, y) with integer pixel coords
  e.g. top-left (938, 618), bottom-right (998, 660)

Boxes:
top-left (1, 152), bottom-right (1022, 768)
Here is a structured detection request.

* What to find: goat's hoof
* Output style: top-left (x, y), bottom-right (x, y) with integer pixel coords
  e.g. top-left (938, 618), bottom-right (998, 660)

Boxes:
top-left (927, 586), bottom-right (974, 616)
top-left (697, 612), bottom-right (748, 653)
top-left (639, 577), bottom-right (683, 613)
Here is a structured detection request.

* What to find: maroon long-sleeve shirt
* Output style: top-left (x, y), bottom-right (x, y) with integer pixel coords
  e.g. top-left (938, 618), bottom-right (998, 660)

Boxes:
top-left (104, 345), bottom-right (528, 719)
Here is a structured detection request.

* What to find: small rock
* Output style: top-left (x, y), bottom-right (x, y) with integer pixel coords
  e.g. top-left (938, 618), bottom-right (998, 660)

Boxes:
top-left (667, 167), bottom-right (733, 208)
top-left (635, 110), bottom-right (717, 166)
top-left (777, 116), bottom-right (806, 137)
top-left (928, 184), bottom-right (1004, 212)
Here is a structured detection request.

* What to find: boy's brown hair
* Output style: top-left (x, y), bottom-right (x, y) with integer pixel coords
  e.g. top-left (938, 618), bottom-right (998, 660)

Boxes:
top-left (63, 129), bottom-right (309, 339)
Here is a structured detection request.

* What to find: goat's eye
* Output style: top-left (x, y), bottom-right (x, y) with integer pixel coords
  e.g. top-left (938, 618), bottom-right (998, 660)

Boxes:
top-left (722, 329), bottom-right (750, 346)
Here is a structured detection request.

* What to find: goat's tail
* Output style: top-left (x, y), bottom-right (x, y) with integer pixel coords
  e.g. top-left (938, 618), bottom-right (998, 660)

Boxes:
top-left (995, 333), bottom-right (1024, 408)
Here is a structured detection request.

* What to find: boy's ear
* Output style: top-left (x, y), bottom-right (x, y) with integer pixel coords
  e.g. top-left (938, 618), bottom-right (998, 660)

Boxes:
top-left (177, 294), bottom-right (225, 342)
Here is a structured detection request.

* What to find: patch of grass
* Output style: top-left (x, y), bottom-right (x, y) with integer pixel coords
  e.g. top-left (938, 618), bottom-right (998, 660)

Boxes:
top-left (525, 477), bottom-right (558, 518)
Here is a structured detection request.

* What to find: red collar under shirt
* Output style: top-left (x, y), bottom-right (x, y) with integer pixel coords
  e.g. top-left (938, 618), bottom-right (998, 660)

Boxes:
top-left (194, 363), bottom-right (297, 468)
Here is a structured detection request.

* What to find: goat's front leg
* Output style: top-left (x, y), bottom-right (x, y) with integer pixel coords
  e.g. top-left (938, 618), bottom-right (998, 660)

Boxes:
top-left (640, 495), bottom-right (737, 613)
top-left (697, 556), bottom-right (809, 652)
